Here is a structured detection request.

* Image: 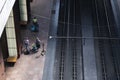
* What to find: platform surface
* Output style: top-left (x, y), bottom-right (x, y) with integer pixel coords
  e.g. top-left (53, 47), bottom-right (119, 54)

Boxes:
top-left (5, 0), bottom-right (53, 80)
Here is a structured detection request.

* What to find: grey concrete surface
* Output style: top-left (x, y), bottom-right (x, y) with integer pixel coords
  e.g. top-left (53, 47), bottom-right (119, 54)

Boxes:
top-left (5, 0), bottom-right (53, 80)
top-left (42, 0), bottom-right (60, 80)
top-left (6, 53), bottom-right (45, 80)
top-left (81, 2), bottom-right (97, 80)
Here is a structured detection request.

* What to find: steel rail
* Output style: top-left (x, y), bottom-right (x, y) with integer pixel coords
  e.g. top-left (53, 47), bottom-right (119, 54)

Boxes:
top-left (72, 0), bottom-right (77, 80)
top-left (103, 0), bottom-right (112, 37)
top-left (67, 0), bottom-right (70, 37)
top-left (59, 39), bottom-right (65, 80)
top-left (72, 39), bottom-right (77, 80)
top-left (94, 0), bottom-right (107, 80)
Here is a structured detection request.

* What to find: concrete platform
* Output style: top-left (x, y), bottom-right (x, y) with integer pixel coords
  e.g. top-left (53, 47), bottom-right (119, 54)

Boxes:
top-left (6, 53), bottom-right (45, 80)
top-left (5, 0), bottom-right (53, 80)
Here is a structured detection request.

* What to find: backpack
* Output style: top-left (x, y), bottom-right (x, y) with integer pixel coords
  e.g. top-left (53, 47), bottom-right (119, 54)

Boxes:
top-left (31, 25), bottom-right (35, 31)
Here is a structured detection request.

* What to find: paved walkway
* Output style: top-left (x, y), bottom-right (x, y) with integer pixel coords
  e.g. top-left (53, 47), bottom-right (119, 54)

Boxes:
top-left (6, 53), bottom-right (44, 80)
top-left (6, 0), bottom-right (53, 80)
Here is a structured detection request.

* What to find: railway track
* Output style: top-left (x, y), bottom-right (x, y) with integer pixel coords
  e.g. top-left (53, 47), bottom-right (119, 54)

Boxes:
top-left (94, 0), bottom-right (120, 79)
top-left (71, 0), bottom-right (77, 79)
top-left (53, 0), bottom-right (120, 80)
top-left (54, 0), bottom-right (83, 80)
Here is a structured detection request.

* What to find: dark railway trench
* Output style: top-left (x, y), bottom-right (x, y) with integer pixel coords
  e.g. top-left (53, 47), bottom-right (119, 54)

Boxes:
top-left (44, 0), bottom-right (120, 80)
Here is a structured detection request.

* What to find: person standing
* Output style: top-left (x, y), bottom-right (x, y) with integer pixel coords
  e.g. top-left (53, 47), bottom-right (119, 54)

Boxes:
top-left (31, 43), bottom-right (38, 53)
top-left (32, 17), bottom-right (39, 32)
top-left (35, 37), bottom-right (41, 49)
top-left (24, 37), bottom-right (30, 54)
